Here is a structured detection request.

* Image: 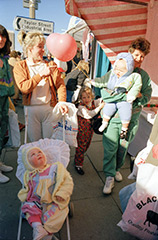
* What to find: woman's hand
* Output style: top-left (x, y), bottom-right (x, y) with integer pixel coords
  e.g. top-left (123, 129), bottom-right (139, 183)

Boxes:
top-left (59, 104), bottom-right (69, 114)
top-left (39, 65), bottom-right (55, 78)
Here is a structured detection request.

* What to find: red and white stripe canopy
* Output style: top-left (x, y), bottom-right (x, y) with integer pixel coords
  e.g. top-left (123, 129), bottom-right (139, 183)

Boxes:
top-left (65, 0), bottom-right (151, 64)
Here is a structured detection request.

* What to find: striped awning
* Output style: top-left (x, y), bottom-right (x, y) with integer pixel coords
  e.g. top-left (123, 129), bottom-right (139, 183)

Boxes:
top-left (65, 0), bottom-right (152, 64)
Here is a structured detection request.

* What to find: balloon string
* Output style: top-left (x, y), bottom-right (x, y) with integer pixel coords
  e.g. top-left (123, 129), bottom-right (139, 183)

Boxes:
top-left (72, 59), bottom-right (90, 80)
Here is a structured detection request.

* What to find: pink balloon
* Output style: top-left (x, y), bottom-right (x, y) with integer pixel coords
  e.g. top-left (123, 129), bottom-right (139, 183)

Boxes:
top-left (46, 33), bottom-right (77, 62)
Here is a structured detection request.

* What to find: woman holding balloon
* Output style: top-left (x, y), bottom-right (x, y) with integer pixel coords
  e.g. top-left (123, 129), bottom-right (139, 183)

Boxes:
top-left (13, 31), bottom-right (69, 142)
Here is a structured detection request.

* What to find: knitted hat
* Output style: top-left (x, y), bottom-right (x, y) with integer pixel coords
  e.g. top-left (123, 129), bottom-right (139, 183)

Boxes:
top-left (22, 146), bottom-right (47, 171)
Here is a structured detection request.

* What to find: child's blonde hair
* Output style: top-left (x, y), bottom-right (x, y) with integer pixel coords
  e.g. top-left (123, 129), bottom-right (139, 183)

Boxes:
top-left (17, 30), bottom-right (45, 57)
top-left (78, 86), bottom-right (95, 102)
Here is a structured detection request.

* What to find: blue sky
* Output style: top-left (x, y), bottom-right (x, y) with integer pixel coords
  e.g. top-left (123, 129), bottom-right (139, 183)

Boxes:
top-left (0, 0), bottom-right (72, 51)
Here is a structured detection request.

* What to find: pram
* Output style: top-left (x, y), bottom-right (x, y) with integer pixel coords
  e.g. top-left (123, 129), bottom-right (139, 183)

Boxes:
top-left (16, 108), bottom-right (74, 240)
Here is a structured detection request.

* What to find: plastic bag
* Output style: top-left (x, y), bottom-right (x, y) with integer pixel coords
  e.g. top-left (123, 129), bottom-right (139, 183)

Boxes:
top-left (118, 163), bottom-right (158, 240)
top-left (5, 109), bottom-right (20, 147)
top-left (51, 102), bottom-right (78, 147)
top-left (128, 140), bottom-right (153, 179)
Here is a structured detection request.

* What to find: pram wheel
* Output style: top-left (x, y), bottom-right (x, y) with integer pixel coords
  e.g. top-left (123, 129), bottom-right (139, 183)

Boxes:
top-left (68, 201), bottom-right (74, 218)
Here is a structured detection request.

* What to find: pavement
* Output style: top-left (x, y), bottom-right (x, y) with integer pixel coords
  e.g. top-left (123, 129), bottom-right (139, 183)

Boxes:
top-left (0, 100), bottom-right (138, 240)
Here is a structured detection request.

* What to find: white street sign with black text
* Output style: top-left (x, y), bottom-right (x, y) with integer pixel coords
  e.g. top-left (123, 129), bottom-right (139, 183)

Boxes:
top-left (13, 16), bottom-right (54, 35)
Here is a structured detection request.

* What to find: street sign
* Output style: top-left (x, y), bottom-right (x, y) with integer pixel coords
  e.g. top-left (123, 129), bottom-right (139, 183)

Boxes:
top-left (13, 16), bottom-right (54, 35)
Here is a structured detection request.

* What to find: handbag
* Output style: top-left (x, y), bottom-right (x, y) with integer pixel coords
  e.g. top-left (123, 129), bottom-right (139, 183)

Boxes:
top-left (91, 112), bottom-right (103, 135)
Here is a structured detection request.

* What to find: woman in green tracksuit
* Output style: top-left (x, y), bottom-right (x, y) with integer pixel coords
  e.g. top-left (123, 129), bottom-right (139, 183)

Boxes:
top-left (95, 37), bottom-right (152, 194)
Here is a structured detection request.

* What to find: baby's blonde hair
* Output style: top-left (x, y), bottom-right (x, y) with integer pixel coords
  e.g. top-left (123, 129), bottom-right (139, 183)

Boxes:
top-left (17, 30), bottom-right (45, 57)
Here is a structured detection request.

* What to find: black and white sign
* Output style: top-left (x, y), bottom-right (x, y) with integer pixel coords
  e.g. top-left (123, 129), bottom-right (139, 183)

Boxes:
top-left (13, 16), bottom-right (54, 35)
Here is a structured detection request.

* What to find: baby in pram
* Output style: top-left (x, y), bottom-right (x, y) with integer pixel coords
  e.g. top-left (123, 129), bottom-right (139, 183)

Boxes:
top-left (18, 146), bottom-right (74, 240)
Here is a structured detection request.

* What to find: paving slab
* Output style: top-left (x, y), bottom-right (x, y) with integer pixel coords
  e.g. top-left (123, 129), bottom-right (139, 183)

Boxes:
top-left (60, 198), bottom-right (137, 240)
top-left (0, 149), bottom-right (21, 240)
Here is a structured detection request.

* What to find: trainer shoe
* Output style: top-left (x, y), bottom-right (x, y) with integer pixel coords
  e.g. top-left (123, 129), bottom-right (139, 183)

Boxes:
top-left (0, 171), bottom-right (9, 183)
top-left (0, 163), bottom-right (13, 172)
top-left (103, 176), bottom-right (114, 194)
top-left (115, 171), bottom-right (123, 182)
top-left (33, 225), bottom-right (48, 240)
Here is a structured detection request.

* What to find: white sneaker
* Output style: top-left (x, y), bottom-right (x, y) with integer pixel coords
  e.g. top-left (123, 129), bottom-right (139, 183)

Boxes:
top-left (0, 171), bottom-right (10, 183)
top-left (115, 171), bottom-right (123, 182)
top-left (103, 176), bottom-right (114, 194)
top-left (98, 121), bottom-right (108, 132)
top-left (0, 163), bottom-right (13, 172)
top-left (33, 225), bottom-right (48, 240)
